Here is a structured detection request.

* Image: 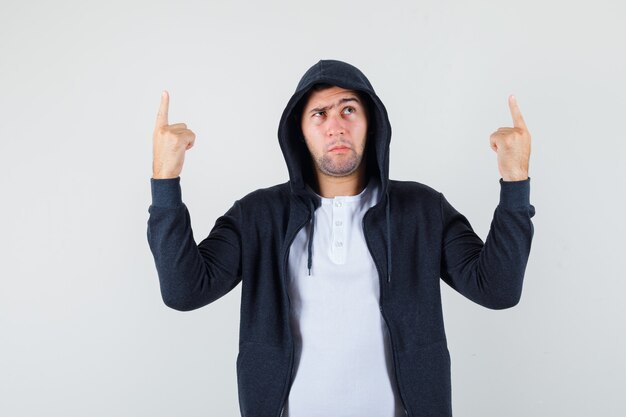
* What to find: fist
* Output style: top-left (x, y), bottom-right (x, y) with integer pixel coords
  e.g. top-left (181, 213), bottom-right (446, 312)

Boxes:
top-left (152, 90), bottom-right (196, 179)
top-left (489, 95), bottom-right (532, 182)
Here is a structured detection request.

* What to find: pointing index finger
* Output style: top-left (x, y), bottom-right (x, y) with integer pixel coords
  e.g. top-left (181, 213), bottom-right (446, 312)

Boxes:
top-left (508, 94), bottom-right (527, 130)
top-left (155, 90), bottom-right (169, 128)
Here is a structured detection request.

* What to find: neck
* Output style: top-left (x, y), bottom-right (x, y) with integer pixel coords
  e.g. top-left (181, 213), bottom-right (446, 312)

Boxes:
top-left (311, 165), bottom-right (368, 198)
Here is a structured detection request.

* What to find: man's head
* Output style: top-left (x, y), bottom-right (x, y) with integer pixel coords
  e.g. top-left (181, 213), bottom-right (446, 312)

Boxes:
top-left (299, 84), bottom-right (369, 179)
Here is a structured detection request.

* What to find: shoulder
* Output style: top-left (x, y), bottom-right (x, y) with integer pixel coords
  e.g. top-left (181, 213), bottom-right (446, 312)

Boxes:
top-left (237, 181), bottom-right (292, 208)
top-left (388, 179), bottom-right (442, 202)
top-left (386, 179), bottom-right (444, 224)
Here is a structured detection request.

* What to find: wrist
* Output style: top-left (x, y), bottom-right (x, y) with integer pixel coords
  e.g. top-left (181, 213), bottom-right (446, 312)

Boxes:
top-left (152, 173), bottom-right (180, 180)
top-left (501, 171), bottom-right (529, 182)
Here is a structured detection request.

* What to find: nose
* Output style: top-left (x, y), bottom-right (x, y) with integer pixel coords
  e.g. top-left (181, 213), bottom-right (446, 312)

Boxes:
top-left (326, 112), bottom-right (346, 137)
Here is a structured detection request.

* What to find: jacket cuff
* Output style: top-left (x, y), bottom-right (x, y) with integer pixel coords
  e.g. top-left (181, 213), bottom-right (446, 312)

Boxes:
top-left (498, 177), bottom-right (531, 208)
top-left (150, 176), bottom-right (182, 207)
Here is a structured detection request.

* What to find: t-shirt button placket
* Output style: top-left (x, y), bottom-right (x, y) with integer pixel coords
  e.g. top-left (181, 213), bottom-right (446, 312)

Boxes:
top-left (331, 198), bottom-right (347, 264)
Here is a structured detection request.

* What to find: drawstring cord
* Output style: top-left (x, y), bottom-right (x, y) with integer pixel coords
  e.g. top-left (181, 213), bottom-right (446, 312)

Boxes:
top-left (305, 187), bottom-right (392, 283)
top-left (307, 198), bottom-right (315, 276)
top-left (386, 189), bottom-right (392, 283)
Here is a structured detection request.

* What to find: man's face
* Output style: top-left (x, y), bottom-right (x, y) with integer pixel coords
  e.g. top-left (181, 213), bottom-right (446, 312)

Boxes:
top-left (300, 86), bottom-right (368, 178)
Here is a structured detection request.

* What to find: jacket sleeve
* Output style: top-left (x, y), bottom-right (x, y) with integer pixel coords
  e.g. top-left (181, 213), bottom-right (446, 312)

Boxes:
top-left (147, 177), bottom-right (242, 311)
top-left (439, 178), bottom-right (536, 309)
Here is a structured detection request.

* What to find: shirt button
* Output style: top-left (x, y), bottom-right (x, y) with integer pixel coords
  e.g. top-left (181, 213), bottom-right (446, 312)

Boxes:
top-left (335, 220), bottom-right (343, 226)
top-left (335, 201), bottom-right (342, 207)
top-left (335, 241), bottom-right (343, 247)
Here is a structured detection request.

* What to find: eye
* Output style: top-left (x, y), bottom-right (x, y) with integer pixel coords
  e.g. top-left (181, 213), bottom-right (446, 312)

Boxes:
top-left (313, 111), bottom-right (325, 118)
top-left (343, 106), bottom-right (355, 115)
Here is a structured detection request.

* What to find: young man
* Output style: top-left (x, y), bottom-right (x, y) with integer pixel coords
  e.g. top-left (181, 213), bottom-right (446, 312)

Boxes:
top-left (148, 59), bottom-right (535, 417)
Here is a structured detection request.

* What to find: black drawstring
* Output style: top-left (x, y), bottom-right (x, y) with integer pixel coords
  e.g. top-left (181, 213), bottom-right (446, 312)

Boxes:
top-left (307, 198), bottom-right (315, 276)
top-left (386, 189), bottom-right (392, 283)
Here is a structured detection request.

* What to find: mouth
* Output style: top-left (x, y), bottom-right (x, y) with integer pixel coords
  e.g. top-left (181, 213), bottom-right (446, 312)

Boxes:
top-left (329, 145), bottom-right (351, 153)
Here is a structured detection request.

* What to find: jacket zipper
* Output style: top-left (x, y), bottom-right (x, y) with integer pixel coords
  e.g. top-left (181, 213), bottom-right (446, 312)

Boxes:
top-left (277, 213), bottom-right (311, 417)
top-left (363, 206), bottom-right (410, 417)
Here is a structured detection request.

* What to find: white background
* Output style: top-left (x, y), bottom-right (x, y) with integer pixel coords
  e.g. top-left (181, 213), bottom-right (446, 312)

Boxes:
top-left (1, 0), bottom-right (624, 416)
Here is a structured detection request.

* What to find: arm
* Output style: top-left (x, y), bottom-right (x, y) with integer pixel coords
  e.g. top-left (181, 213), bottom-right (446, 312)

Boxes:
top-left (440, 178), bottom-right (535, 309)
top-left (147, 91), bottom-right (242, 311)
top-left (440, 94), bottom-right (536, 309)
top-left (147, 177), bottom-right (242, 311)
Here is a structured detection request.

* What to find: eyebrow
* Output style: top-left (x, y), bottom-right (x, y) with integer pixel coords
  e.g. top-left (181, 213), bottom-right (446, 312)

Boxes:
top-left (308, 96), bottom-right (360, 114)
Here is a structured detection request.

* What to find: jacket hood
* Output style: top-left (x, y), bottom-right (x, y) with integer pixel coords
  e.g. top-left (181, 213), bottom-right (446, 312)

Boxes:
top-left (277, 59), bottom-right (392, 203)
top-left (277, 59), bottom-right (395, 282)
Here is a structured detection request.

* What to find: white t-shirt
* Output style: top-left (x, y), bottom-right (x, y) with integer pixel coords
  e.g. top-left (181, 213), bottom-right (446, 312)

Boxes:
top-left (284, 177), bottom-right (405, 417)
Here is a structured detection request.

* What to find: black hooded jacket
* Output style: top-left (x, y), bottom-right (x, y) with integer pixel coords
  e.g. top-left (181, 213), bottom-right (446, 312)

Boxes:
top-left (147, 59), bottom-right (536, 417)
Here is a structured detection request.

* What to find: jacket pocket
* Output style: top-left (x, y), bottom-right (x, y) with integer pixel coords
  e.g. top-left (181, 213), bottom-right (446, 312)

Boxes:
top-left (235, 341), bottom-right (291, 417)
top-left (397, 340), bottom-right (453, 417)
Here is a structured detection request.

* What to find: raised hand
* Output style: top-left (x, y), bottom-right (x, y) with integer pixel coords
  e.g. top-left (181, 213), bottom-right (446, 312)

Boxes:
top-left (152, 90), bottom-right (196, 179)
top-left (489, 95), bottom-right (532, 181)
